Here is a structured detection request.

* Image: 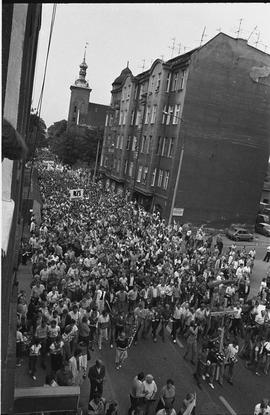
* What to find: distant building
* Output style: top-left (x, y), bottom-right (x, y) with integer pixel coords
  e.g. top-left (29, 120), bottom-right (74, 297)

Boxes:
top-left (2, 4), bottom-right (42, 413)
top-left (67, 54), bottom-right (110, 131)
top-left (100, 32), bottom-right (270, 227)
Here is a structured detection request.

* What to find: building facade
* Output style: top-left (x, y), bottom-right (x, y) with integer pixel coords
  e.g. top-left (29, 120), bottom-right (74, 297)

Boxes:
top-left (2, 4), bottom-right (42, 413)
top-left (100, 33), bottom-right (270, 227)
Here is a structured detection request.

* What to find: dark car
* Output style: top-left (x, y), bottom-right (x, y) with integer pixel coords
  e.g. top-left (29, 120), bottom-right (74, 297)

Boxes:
top-left (255, 222), bottom-right (270, 237)
top-left (226, 226), bottom-right (254, 241)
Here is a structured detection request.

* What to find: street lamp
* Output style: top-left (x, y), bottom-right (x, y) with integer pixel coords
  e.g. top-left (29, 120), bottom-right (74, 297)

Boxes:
top-left (162, 110), bottom-right (185, 226)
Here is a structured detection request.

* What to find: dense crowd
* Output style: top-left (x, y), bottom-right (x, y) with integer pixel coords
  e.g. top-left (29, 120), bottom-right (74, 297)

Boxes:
top-left (16, 156), bottom-right (270, 415)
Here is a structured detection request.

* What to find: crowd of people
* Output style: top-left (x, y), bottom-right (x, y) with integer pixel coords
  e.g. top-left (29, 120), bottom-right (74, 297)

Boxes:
top-left (16, 154), bottom-right (270, 414)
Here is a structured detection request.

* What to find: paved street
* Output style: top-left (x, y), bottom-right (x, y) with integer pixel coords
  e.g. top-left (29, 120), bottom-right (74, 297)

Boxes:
top-left (15, 233), bottom-right (270, 415)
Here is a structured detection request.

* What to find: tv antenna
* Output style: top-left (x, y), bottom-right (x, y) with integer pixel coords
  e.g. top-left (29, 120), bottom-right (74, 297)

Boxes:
top-left (216, 27), bottom-right (222, 33)
top-left (247, 26), bottom-right (257, 43)
top-left (140, 59), bottom-right (146, 71)
top-left (200, 26), bottom-right (207, 47)
top-left (236, 18), bottom-right (243, 38)
top-left (169, 37), bottom-right (176, 58)
top-left (255, 31), bottom-right (260, 48)
top-left (177, 42), bottom-right (181, 55)
top-left (159, 55), bottom-right (164, 61)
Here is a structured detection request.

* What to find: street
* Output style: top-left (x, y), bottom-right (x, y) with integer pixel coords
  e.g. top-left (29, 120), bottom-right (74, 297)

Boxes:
top-left (15, 231), bottom-right (270, 415)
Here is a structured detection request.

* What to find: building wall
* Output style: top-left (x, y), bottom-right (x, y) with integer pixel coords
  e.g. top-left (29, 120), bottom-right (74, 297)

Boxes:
top-left (171, 35), bottom-right (270, 226)
top-left (67, 86), bottom-right (90, 127)
top-left (84, 102), bottom-right (110, 129)
top-left (1, 4), bottom-right (41, 413)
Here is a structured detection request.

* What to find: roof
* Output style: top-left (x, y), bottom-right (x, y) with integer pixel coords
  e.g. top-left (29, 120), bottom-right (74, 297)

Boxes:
top-left (112, 66), bottom-right (132, 85)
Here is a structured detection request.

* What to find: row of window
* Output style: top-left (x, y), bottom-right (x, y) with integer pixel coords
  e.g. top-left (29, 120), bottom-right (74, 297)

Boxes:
top-left (162, 104), bottom-right (181, 125)
top-left (107, 134), bottom-right (175, 159)
top-left (156, 136), bottom-right (175, 157)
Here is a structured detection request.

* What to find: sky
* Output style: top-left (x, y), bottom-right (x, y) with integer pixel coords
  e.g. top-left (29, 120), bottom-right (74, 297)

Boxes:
top-left (32, 3), bottom-right (270, 128)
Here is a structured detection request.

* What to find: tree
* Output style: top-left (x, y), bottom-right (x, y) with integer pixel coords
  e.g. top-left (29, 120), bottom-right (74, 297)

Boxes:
top-left (48, 121), bottom-right (103, 167)
top-left (26, 113), bottom-right (47, 159)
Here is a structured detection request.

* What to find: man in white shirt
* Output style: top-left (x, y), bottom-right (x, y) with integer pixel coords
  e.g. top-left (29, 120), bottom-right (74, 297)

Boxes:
top-left (254, 399), bottom-right (270, 415)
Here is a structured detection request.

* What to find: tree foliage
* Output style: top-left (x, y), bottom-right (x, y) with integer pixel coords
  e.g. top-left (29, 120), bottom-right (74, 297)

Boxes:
top-left (26, 113), bottom-right (47, 159)
top-left (48, 121), bottom-right (103, 167)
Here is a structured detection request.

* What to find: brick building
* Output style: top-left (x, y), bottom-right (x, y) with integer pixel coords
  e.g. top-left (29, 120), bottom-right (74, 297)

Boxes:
top-left (100, 33), bottom-right (270, 227)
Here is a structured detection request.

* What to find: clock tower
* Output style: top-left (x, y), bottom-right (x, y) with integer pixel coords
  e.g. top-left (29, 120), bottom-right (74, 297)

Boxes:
top-left (67, 46), bottom-right (91, 128)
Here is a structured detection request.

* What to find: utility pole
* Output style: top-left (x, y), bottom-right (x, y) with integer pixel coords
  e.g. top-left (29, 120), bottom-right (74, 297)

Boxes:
top-left (93, 129), bottom-right (102, 183)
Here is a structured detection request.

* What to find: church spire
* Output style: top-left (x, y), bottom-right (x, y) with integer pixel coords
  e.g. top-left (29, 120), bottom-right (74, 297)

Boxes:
top-left (74, 43), bottom-right (90, 88)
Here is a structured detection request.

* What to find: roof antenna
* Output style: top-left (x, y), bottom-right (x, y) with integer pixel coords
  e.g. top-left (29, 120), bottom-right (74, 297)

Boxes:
top-left (255, 31), bottom-right (260, 48)
top-left (127, 60), bottom-right (129, 68)
top-left (177, 43), bottom-right (181, 55)
top-left (236, 18), bottom-right (243, 38)
top-left (169, 37), bottom-right (176, 58)
top-left (200, 26), bottom-right (207, 47)
top-left (140, 59), bottom-right (145, 71)
top-left (247, 26), bottom-right (257, 43)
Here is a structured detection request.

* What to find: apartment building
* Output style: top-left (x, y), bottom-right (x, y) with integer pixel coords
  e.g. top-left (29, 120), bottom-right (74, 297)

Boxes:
top-left (100, 32), bottom-right (270, 226)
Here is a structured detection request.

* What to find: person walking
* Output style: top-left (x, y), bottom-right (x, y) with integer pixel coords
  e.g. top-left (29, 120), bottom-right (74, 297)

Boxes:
top-left (142, 374), bottom-right (157, 415)
top-left (28, 338), bottom-right (42, 380)
top-left (156, 379), bottom-right (176, 412)
top-left (115, 331), bottom-right (129, 370)
top-left (263, 246), bottom-right (270, 263)
top-left (88, 359), bottom-right (106, 401)
top-left (128, 372), bottom-right (146, 415)
top-left (183, 321), bottom-right (199, 365)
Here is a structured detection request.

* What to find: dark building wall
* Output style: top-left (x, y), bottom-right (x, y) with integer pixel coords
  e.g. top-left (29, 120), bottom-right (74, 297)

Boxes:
top-left (1, 4), bottom-right (42, 413)
top-left (173, 35), bottom-right (270, 226)
top-left (67, 86), bottom-right (90, 127)
top-left (85, 102), bottom-right (111, 129)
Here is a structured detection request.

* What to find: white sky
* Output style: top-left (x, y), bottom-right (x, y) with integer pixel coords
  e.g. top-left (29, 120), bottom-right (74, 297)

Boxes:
top-left (32, 3), bottom-right (270, 128)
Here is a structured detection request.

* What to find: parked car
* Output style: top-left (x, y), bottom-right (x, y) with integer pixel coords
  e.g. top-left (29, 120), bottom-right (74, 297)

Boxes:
top-left (226, 226), bottom-right (254, 241)
top-left (255, 222), bottom-right (270, 237)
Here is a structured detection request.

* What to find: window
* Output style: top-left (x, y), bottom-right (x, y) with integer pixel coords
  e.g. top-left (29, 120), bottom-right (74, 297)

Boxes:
top-left (126, 136), bottom-right (131, 150)
top-left (137, 165), bottom-right (143, 182)
top-left (145, 107), bottom-right (151, 124)
top-left (146, 135), bottom-right (152, 154)
top-left (171, 72), bottom-right (179, 91)
top-left (123, 110), bottom-right (127, 125)
top-left (157, 169), bottom-right (164, 187)
top-left (142, 167), bottom-right (148, 184)
top-left (167, 137), bottom-right (175, 158)
top-left (113, 159), bottom-right (117, 170)
top-left (105, 114), bottom-right (109, 127)
top-left (156, 136), bottom-right (162, 155)
top-left (161, 137), bottom-right (167, 156)
top-left (135, 110), bottom-right (141, 126)
top-left (116, 135), bottom-right (120, 149)
top-left (166, 106), bottom-right (173, 125)
top-left (117, 159), bottom-right (121, 173)
top-left (119, 135), bottom-right (124, 150)
top-left (162, 106), bottom-right (167, 124)
top-left (131, 110), bottom-right (135, 125)
top-left (172, 104), bottom-right (181, 124)
top-left (119, 111), bottom-right (123, 125)
top-left (163, 171), bottom-right (170, 190)
top-left (129, 161), bottom-right (134, 178)
top-left (132, 136), bottom-right (138, 152)
top-left (151, 106), bottom-right (157, 124)
top-left (151, 168), bottom-right (157, 186)
top-left (124, 160), bottom-right (128, 174)
top-left (179, 71), bottom-right (185, 90)
top-left (141, 136), bottom-right (146, 153)
top-left (166, 73), bottom-right (171, 92)
top-left (156, 73), bottom-right (161, 91)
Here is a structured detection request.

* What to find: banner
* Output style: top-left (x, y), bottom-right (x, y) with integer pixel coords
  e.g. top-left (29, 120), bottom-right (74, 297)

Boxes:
top-left (69, 189), bottom-right (84, 200)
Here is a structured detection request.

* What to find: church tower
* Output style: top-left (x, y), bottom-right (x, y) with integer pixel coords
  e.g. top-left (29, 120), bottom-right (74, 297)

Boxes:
top-left (67, 45), bottom-right (92, 128)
